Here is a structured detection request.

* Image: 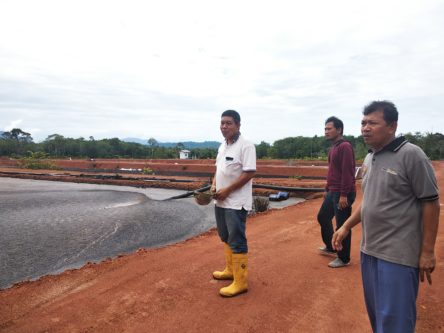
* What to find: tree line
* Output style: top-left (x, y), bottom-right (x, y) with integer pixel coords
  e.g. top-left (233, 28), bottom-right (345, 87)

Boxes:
top-left (1, 128), bottom-right (443, 160)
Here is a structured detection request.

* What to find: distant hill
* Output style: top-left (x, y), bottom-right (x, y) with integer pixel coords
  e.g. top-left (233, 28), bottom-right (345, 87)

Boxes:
top-left (122, 138), bottom-right (220, 149)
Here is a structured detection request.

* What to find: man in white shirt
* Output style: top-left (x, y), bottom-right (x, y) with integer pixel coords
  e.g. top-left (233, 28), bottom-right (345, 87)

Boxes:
top-left (211, 110), bottom-right (256, 297)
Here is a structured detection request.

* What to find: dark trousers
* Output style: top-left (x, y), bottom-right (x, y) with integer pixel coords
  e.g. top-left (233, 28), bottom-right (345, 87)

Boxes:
top-left (317, 191), bottom-right (355, 263)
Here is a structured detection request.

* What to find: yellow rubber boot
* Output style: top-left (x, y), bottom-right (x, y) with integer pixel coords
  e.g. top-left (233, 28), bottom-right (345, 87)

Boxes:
top-left (212, 243), bottom-right (233, 280)
top-left (219, 253), bottom-right (248, 297)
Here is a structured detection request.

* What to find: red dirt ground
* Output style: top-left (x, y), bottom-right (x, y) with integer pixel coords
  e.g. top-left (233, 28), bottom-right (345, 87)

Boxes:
top-left (0, 161), bottom-right (443, 333)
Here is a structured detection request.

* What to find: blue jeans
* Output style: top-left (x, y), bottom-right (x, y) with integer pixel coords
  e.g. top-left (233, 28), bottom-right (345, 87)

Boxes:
top-left (317, 191), bottom-right (355, 262)
top-left (361, 252), bottom-right (419, 333)
top-left (215, 206), bottom-right (248, 253)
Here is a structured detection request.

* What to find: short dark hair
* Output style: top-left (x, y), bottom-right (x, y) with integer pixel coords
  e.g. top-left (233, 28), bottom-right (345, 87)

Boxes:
top-left (363, 100), bottom-right (398, 124)
top-left (221, 110), bottom-right (241, 125)
top-left (325, 116), bottom-right (344, 135)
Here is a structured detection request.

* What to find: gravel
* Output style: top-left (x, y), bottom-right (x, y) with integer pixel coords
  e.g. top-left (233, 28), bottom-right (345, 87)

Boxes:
top-left (0, 178), bottom-right (215, 289)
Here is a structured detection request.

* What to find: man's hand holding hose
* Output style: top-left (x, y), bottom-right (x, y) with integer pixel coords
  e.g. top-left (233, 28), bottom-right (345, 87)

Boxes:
top-left (212, 171), bottom-right (255, 202)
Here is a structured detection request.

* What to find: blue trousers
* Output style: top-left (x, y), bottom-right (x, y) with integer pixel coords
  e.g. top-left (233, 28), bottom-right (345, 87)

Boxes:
top-left (215, 206), bottom-right (248, 253)
top-left (317, 191), bottom-right (355, 262)
top-left (361, 252), bottom-right (419, 333)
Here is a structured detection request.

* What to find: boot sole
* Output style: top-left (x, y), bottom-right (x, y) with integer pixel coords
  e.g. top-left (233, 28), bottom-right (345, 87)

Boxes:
top-left (213, 276), bottom-right (234, 280)
top-left (219, 288), bottom-right (248, 297)
top-left (212, 273), bottom-right (233, 280)
top-left (328, 262), bottom-right (350, 268)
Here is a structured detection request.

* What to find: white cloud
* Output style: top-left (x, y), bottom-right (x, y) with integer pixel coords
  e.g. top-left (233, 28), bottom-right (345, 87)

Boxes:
top-left (1, 0), bottom-right (443, 143)
top-left (4, 119), bottom-right (23, 131)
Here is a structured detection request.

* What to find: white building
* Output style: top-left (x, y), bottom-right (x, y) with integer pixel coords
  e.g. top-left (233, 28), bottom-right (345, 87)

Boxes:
top-left (179, 149), bottom-right (191, 159)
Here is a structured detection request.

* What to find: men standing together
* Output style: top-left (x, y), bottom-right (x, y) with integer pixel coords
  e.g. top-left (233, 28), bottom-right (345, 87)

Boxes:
top-left (317, 116), bottom-right (356, 268)
top-left (209, 104), bottom-right (440, 333)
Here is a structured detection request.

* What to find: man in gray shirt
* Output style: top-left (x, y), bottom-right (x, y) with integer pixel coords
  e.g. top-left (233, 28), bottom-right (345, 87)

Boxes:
top-left (332, 101), bottom-right (440, 333)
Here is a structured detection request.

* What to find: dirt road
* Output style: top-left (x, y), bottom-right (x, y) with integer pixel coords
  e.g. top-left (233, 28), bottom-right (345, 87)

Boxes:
top-left (0, 162), bottom-right (443, 332)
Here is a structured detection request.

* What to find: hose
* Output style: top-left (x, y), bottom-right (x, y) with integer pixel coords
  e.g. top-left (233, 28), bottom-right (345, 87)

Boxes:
top-left (253, 184), bottom-right (324, 192)
top-left (164, 184), bottom-right (211, 200)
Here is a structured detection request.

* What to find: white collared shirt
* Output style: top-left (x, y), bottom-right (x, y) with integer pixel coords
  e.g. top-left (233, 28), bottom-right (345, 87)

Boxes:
top-left (215, 134), bottom-right (256, 210)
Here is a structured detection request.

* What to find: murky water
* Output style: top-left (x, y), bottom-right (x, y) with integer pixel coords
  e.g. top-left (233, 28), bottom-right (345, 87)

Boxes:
top-left (0, 178), bottom-right (215, 289)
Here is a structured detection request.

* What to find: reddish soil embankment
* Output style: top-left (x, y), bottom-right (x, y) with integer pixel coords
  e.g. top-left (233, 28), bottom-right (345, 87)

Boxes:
top-left (0, 157), bottom-right (329, 178)
top-left (0, 157), bottom-right (328, 198)
top-left (0, 160), bottom-right (442, 333)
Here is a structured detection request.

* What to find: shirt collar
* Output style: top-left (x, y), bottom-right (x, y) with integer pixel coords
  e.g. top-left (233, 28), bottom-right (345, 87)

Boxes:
top-left (225, 132), bottom-right (241, 145)
top-left (333, 138), bottom-right (346, 147)
top-left (370, 136), bottom-right (408, 154)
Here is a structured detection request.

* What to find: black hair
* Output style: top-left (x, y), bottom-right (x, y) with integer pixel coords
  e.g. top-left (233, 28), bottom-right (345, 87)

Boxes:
top-left (363, 100), bottom-right (398, 124)
top-left (325, 116), bottom-right (344, 135)
top-left (221, 110), bottom-right (241, 125)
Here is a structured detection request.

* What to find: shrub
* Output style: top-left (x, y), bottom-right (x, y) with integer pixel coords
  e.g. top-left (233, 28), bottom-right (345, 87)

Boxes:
top-left (253, 196), bottom-right (269, 213)
top-left (19, 151), bottom-right (60, 170)
top-left (142, 167), bottom-right (155, 175)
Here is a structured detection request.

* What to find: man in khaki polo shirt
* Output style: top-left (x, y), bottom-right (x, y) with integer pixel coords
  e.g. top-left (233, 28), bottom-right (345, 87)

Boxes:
top-left (332, 100), bottom-right (440, 333)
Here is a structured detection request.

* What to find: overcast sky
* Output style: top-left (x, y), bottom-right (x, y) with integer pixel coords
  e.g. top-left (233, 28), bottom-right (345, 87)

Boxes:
top-left (1, 0), bottom-right (443, 144)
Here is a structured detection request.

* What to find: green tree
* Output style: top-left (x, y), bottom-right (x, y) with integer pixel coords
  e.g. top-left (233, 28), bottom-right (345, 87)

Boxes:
top-left (1, 130), bottom-right (443, 161)
top-left (2, 128), bottom-right (33, 142)
top-left (255, 141), bottom-right (271, 159)
top-left (147, 137), bottom-right (158, 158)
top-left (43, 134), bottom-right (66, 156)
top-left (421, 132), bottom-right (444, 159)
top-left (191, 147), bottom-right (217, 159)
top-left (0, 128), bottom-right (34, 156)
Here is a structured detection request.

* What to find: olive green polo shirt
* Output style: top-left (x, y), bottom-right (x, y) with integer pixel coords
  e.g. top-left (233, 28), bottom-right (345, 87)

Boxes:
top-left (360, 136), bottom-right (439, 268)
